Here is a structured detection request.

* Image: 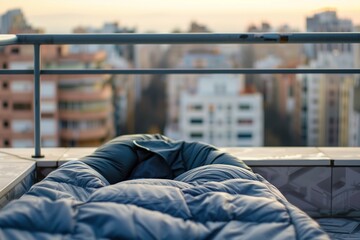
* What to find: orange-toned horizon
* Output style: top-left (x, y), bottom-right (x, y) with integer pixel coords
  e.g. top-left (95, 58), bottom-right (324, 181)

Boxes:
top-left (2, 0), bottom-right (360, 33)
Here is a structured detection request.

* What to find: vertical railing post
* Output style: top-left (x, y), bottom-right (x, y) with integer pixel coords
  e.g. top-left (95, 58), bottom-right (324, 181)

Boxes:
top-left (32, 44), bottom-right (44, 158)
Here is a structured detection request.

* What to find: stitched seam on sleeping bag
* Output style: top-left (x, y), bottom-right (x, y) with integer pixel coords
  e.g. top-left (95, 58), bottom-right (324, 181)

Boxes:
top-left (44, 179), bottom-right (103, 190)
top-left (0, 227), bottom-right (71, 235)
top-left (254, 176), bottom-right (297, 238)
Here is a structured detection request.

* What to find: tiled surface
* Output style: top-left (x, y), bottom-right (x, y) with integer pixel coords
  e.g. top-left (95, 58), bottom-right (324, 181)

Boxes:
top-left (316, 218), bottom-right (360, 239)
top-left (253, 166), bottom-right (332, 217)
top-left (332, 167), bottom-right (360, 217)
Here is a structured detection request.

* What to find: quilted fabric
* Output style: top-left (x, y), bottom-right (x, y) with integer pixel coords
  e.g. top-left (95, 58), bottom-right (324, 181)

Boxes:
top-left (0, 134), bottom-right (329, 239)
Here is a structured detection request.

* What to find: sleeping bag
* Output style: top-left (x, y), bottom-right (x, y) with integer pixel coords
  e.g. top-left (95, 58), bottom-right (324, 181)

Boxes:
top-left (0, 134), bottom-right (329, 239)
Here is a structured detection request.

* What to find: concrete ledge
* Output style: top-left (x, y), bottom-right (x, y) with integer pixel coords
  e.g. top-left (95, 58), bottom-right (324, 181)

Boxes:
top-left (0, 150), bottom-right (35, 200)
top-left (3, 147), bottom-right (356, 168)
top-left (223, 147), bottom-right (331, 166)
top-left (319, 147), bottom-right (360, 166)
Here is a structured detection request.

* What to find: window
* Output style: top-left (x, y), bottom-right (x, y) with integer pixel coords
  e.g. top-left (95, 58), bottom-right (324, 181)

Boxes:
top-left (239, 104), bottom-right (251, 110)
top-left (58, 100), bottom-right (109, 112)
top-left (41, 82), bottom-right (56, 98)
top-left (41, 113), bottom-right (54, 118)
top-left (60, 119), bottom-right (106, 130)
top-left (190, 132), bottom-right (203, 138)
top-left (41, 102), bottom-right (56, 113)
top-left (237, 133), bottom-right (252, 139)
top-left (41, 119), bottom-right (57, 136)
top-left (11, 81), bottom-right (32, 93)
top-left (10, 47), bottom-right (20, 54)
top-left (238, 119), bottom-right (253, 125)
top-left (12, 139), bottom-right (33, 148)
top-left (3, 120), bottom-right (9, 128)
top-left (42, 139), bottom-right (57, 147)
top-left (12, 120), bottom-right (32, 133)
top-left (189, 104), bottom-right (203, 111)
top-left (3, 139), bottom-right (10, 147)
top-left (13, 102), bottom-right (32, 110)
top-left (190, 118), bottom-right (203, 124)
top-left (2, 81), bottom-right (8, 89)
top-left (2, 101), bottom-right (8, 109)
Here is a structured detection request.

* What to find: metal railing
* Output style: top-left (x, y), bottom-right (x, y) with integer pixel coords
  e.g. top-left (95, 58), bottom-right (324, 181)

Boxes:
top-left (0, 33), bottom-right (360, 158)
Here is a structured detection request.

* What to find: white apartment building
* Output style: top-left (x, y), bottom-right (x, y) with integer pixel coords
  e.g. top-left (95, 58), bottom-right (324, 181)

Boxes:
top-left (165, 49), bottom-right (232, 139)
top-left (179, 75), bottom-right (263, 147)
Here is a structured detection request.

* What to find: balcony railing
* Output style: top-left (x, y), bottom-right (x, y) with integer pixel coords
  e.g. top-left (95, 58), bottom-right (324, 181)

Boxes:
top-left (0, 33), bottom-right (360, 157)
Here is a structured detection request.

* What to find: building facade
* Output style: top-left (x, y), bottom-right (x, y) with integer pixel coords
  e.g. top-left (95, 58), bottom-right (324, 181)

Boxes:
top-left (0, 44), bottom-right (114, 148)
top-left (179, 75), bottom-right (263, 147)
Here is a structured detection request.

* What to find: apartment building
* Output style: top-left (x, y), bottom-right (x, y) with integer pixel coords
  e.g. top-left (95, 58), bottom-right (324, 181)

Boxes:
top-left (296, 52), bottom-right (353, 146)
top-left (179, 75), bottom-right (263, 147)
top-left (305, 9), bottom-right (353, 59)
top-left (165, 48), bottom-right (232, 138)
top-left (292, 9), bottom-right (358, 146)
top-left (347, 28), bottom-right (360, 146)
top-left (71, 22), bottom-right (136, 134)
top-left (0, 44), bottom-right (114, 147)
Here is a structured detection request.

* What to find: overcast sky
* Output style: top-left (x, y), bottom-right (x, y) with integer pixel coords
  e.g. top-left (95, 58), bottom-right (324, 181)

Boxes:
top-left (2, 0), bottom-right (360, 33)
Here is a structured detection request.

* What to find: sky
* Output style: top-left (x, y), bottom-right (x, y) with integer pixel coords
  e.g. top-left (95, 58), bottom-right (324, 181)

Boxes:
top-left (1, 0), bottom-right (360, 33)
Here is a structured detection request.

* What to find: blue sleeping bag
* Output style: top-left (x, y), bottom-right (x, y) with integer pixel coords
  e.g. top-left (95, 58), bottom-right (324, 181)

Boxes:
top-left (0, 134), bottom-right (329, 239)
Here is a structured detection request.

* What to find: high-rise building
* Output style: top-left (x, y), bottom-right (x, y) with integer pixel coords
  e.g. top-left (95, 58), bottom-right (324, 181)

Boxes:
top-left (296, 52), bottom-right (353, 146)
top-left (346, 25), bottom-right (360, 146)
top-left (165, 48), bottom-right (232, 139)
top-left (0, 44), bottom-right (114, 148)
top-left (71, 22), bottom-right (137, 135)
top-left (293, 9), bottom-right (357, 146)
top-left (179, 75), bottom-right (263, 146)
top-left (305, 9), bottom-right (353, 59)
top-left (0, 9), bottom-right (42, 34)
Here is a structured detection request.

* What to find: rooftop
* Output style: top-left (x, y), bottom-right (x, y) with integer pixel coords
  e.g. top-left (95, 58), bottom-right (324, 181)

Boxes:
top-left (1, 32), bottom-right (360, 238)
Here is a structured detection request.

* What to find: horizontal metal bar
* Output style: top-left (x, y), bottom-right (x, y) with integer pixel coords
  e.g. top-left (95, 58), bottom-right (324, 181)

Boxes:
top-left (0, 70), bottom-right (33, 74)
top-left (9, 33), bottom-right (360, 45)
top-left (1, 69), bottom-right (359, 75)
top-left (0, 34), bottom-right (17, 46)
top-left (39, 68), bottom-right (360, 74)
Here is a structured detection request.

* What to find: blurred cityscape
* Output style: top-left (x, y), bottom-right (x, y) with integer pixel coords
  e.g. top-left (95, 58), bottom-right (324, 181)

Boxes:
top-left (0, 8), bottom-right (359, 147)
